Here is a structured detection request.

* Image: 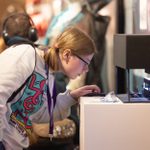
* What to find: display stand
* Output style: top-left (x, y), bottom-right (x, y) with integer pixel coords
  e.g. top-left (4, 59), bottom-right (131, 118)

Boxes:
top-left (114, 34), bottom-right (150, 102)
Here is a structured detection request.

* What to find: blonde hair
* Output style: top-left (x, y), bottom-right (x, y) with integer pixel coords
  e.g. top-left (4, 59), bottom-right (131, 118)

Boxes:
top-left (44, 26), bottom-right (96, 71)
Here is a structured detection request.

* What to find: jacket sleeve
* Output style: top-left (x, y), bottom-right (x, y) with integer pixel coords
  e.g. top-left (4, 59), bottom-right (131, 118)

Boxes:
top-left (0, 104), bottom-right (7, 141)
top-left (0, 44), bottom-right (35, 141)
top-left (53, 90), bottom-right (77, 121)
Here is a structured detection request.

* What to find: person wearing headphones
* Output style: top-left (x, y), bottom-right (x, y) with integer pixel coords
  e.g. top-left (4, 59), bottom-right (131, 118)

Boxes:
top-left (0, 12), bottom-right (100, 150)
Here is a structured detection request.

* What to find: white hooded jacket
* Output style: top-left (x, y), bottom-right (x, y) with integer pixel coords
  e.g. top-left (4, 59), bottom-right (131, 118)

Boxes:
top-left (0, 44), bottom-right (76, 150)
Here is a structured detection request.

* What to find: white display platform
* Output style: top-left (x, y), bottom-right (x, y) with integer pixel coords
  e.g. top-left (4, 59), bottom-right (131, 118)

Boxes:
top-left (80, 96), bottom-right (150, 150)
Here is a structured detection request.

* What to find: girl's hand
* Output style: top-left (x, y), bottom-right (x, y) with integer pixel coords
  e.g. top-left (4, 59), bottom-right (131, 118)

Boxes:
top-left (70, 85), bottom-right (101, 101)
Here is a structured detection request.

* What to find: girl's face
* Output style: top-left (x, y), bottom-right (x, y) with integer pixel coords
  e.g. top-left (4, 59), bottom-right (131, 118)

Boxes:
top-left (59, 49), bottom-right (94, 79)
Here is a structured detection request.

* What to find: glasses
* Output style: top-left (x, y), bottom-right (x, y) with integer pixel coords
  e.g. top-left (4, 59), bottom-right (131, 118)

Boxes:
top-left (72, 53), bottom-right (89, 66)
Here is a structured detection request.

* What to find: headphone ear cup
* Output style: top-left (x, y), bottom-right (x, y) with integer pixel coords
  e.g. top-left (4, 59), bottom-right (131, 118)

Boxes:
top-left (28, 27), bottom-right (38, 42)
top-left (2, 30), bottom-right (10, 45)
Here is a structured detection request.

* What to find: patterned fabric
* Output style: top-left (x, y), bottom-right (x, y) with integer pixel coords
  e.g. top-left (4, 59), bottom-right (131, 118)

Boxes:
top-left (9, 72), bottom-right (47, 137)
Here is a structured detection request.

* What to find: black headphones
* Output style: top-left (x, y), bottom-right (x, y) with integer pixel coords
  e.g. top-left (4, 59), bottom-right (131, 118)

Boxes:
top-left (2, 13), bottom-right (38, 46)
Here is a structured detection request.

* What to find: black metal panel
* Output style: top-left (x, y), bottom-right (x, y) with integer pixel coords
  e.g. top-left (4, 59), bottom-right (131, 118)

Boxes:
top-left (114, 34), bottom-right (150, 70)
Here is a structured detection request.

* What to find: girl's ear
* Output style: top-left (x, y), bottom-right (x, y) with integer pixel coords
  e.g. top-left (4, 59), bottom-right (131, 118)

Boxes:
top-left (62, 49), bottom-right (71, 60)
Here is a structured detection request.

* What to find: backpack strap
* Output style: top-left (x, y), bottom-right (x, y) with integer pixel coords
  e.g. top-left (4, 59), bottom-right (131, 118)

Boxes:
top-left (7, 40), bottom-right (37, 103)
top-left (7, 74), bottom-right (32, 103)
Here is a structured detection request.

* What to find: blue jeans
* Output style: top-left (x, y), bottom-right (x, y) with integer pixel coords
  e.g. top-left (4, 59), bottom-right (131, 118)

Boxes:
top-left (0, 142), bottom-right (5, 150)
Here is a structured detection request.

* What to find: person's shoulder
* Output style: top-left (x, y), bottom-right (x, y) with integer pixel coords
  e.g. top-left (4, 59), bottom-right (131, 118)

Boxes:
top-left (16, 44), bottom-right (35, 52)
top-left (11, 44), bottom-right (36, 56)
top-left (0, 44), bottom-right (36, 61)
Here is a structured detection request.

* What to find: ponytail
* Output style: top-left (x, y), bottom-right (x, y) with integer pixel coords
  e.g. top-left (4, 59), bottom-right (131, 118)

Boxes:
top-left (44, 47), bottom-right (59, 72)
